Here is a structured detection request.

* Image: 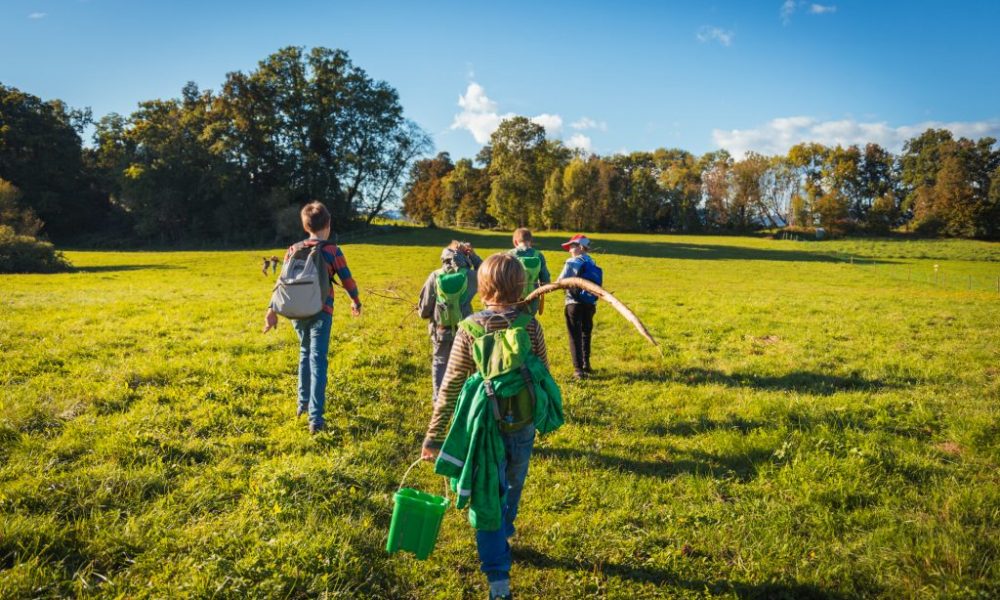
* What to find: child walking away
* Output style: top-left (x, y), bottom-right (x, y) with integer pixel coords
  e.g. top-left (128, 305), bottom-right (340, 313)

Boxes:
top-left (263, 202), bottom-right (362, 434)
top-left (417, 241), bottom-right (483, 404)
top-left (422, 254), bottom-right (564, 600)
top-left (507, 228), bottom-right (550, 316)
top-left (557, 234), bottom-right (602, 379)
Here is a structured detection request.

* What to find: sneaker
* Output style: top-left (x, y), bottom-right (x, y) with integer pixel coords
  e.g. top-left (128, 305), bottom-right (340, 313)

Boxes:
top-left (488, 579), bottom-right (512, 600)
top-left (296, 406), bottom-right (306, 418)
top-left (583, 364), bottom-right (594, 374)
top-left (573, 370), bottom-right (588, 380)
top-left (309, 422), bottom-right (325, 435)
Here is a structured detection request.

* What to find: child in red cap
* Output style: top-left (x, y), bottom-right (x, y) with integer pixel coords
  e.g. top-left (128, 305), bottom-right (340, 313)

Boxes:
top-left (557, 234), bottom-right (601, 379)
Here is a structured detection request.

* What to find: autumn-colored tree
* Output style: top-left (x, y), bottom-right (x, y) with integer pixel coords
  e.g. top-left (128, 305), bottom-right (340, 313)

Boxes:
top-left (401, 152), bottom-right (453, 226)
top-left (699, 150), bottom-right (733, 229)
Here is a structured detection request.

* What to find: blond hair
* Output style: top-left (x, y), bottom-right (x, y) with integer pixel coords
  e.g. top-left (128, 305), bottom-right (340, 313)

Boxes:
top-left (478, 253), bottom-right (525, 306)
top-left (512, 228), bottom-right (532, 245)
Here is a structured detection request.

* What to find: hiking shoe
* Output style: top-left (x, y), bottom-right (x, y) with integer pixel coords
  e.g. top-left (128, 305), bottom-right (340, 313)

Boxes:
top-left (488, 579), bottom-right (512, 600)
top-left (309, 422), bottom-right (324, 435)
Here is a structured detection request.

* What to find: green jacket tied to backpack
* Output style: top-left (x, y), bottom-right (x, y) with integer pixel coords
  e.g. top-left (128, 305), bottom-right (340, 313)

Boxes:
top-left (434, 312), bottom-right (564, 531)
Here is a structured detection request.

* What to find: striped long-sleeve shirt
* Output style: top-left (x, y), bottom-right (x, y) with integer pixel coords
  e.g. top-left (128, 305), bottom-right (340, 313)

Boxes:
top-left (423, 310), bottom-right (548, 449)
top-left (285, 239), bottom-right (361, 314)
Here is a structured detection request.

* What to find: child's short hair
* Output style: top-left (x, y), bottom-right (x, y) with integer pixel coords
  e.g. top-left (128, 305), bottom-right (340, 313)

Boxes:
top-left (512, 228), bottom-right (532, 244)
top-left (301, 202), bottom-right (331, 233)
top-left (478, 254), bottom-right (525, 306)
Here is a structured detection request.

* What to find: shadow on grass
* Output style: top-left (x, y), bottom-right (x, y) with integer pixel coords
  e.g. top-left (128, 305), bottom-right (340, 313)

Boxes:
top-left (514, 546), bottom-right (850, 599)
top-left (651, 415), bottom-right (766, 437)
top-left (73, 264), bottom-right (184, 273)
top-left (365, 227), bottom-right (893, 264)
top-left (615, 367), bottom-right (906, 395)
top-left (534, 445), bottom-right (772, 483)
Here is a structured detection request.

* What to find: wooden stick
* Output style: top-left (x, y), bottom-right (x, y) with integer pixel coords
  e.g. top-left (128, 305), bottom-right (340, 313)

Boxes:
top-left (524, 277), bottom-right (660, 350)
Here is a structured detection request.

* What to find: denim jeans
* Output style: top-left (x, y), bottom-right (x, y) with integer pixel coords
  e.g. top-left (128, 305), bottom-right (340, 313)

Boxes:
top-left (476, 424), bottom-right (536, 581)
top-left (292, 311), bottom-right (332, 427)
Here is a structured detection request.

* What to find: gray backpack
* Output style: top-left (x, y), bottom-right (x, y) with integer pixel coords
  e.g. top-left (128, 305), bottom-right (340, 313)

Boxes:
top-left (270, 243), bottom-right (328, 319)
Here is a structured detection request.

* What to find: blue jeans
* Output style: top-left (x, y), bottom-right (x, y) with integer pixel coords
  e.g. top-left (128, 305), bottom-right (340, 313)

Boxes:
top-left (292, 311), bottom-right (332, 427)
top-left (476, 424), bottom-right (536, 581)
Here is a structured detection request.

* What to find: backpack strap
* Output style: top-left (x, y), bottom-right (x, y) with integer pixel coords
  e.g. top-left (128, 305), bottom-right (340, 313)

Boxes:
top-left (483, 379), bottom-right (502, 421)
top-left (518, 364), bottom-right (537, 405)
top-left (458, 318), bottom-right (487, 339)
top-left (511, 312), bottom-right (533, 330)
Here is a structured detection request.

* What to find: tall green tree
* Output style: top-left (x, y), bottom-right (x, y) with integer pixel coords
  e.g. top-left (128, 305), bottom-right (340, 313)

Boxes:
top-left (0, 83), bottom-right (109, 240)
top-left (541, 167), bottom-right (565, 229)
top-left (218, 47), bottom-right (427, 227)
top-left (441, 158), bottom-right (493, 228)
top-left (487, 117), bottom-right (549, 228)
top-left (0, 178), bottom-right (42, 236)
top-left (656, 149), bottom-right (702, 231)
top-left (699, 150), bottom-right (733, 229)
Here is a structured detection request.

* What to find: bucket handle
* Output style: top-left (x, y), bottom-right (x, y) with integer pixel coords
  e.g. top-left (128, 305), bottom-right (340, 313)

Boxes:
top-left (398, 457), bottom-right (450, 501)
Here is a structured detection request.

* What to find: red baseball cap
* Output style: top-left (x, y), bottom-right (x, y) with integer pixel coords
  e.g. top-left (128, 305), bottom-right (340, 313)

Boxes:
top-left (560, 234), bottom-right (591, 250)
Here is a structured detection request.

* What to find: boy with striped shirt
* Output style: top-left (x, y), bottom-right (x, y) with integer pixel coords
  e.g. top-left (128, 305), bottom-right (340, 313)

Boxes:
top-left (422, 254), bottom-right (550, 600)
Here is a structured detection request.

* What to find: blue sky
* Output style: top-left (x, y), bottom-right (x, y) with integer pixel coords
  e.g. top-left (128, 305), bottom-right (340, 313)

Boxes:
top-left (4, 1), bottom-right (999, 159)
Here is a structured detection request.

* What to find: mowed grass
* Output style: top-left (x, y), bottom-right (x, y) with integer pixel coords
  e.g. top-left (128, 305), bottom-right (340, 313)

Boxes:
top-left (1, 230), bottom-right (998, 599)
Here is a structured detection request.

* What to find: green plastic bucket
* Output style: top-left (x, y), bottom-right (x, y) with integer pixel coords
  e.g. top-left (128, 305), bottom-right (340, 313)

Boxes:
top-left (386, 460), bottom-right (450, 560)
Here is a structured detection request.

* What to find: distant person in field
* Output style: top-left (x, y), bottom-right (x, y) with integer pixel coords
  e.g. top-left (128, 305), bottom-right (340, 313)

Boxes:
top-left (270, 255), bottom-right (280, 274)
top-left (417, 240), bottom-right (483, 404)
top-left (422, 253), bottom-right (563, 600)
top-left (263, 202), bottom-right (362, 434)
top-left (507, 228), bottom-right (550, 316)
top-left (557, 234), bottom-right (602, 379)
top-left (261, 256), bottom-right (270, 276)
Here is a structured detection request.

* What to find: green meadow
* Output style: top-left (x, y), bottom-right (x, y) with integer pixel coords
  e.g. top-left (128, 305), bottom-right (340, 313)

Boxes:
top-left (1, 230), bottom-right (998, 599)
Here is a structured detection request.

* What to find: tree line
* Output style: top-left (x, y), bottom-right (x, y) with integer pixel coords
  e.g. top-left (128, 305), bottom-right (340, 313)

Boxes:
top-left (0, 46), bottom-right (429, 245)
top-left (402, 117), bottom-right (1000, 239)
top-left (3, 50), bottom-right (999, 247)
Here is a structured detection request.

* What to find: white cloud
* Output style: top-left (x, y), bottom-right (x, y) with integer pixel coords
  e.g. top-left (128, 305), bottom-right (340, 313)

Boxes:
top-left (696, 26), bottom-right (734, 47)
top-left (531, 113), bottom-right (563, 137)
top-left (28, 12), bottom-right (48, 19)
top-left (780, 0), bottom-right (797, 25)
top-left (712, 116), bottom-right (1000, 158)
top-left (566, 134), bottom-right (593, 153)
top-left (782, 1), bottom-right (837, 24)
top-left (451, 83), bottom-right (508, 144)
top-left (457, 82), bottom-right (497, 114)
top-left (451, 82), bottom-right (602, 148)
top-left (571, 117), bottom-right (608, 132)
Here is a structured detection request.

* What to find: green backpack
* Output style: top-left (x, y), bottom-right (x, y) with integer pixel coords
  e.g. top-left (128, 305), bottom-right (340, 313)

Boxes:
top-left (435, 266), bottom-right (469, 328)
top-left (515, 254), bottom-right (542, 298)
top-left (459, 313), bottom-right (536, 432)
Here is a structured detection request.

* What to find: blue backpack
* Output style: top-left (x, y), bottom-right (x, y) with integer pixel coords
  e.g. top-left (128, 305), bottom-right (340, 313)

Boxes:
top-left (572, 258), bottom-right (602, 304)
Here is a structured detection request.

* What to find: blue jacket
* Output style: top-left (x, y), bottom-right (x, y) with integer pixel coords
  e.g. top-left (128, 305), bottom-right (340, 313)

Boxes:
top-left (557, 254), bottom-right (599, 305)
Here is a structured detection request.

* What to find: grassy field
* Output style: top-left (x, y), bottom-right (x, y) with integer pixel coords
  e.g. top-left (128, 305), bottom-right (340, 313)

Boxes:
top-left (1, 230), bottom-right (998, 599)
